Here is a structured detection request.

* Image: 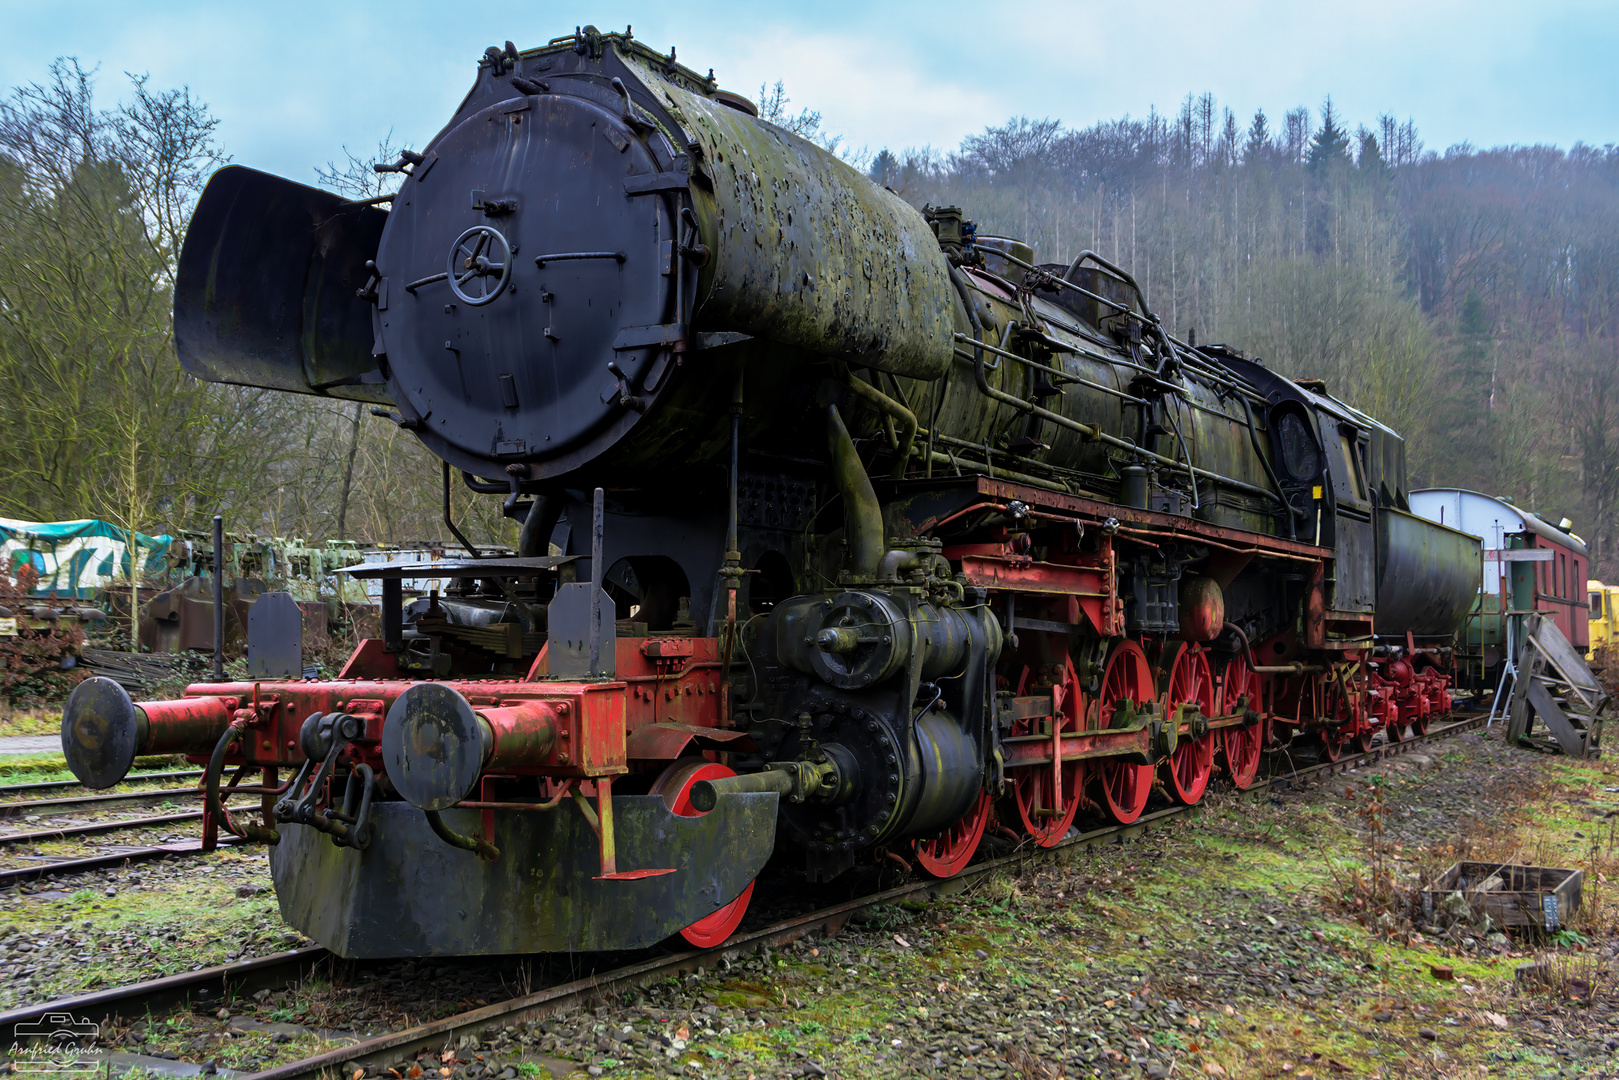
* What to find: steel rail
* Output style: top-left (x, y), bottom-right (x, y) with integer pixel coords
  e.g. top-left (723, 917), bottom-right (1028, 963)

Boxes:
top-left (0, 771), bottom-right (204, 798)
top-left (0, 946), bottom-right (330, 1031)
top-left (0, 712), bottom-right (1486, 1077)
top-left (0, 811), bottom-right (203, 847)
top-left (0, 835), bottom-right (241, 888)
top-left (0, 787), bottom-right (199, 819)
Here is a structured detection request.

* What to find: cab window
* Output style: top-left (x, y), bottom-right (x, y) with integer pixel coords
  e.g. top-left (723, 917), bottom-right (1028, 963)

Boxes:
top-left (1331, 432), bottom-right (1367, 503)
top-left (1591, 592), bottom-right (1603, 619)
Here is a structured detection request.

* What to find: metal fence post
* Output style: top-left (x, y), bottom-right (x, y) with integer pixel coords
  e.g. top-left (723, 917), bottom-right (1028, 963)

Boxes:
top-left (213, 515), bottom-right (225, 681)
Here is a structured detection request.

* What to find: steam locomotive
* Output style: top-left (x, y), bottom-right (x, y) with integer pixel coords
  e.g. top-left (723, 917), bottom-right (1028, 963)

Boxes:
top-left (61, 27), bottom-right (1480, 957)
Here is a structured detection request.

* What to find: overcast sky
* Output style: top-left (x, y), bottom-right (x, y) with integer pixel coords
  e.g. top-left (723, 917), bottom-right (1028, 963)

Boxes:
top-left (2, 0), bottom-right (1615, 182)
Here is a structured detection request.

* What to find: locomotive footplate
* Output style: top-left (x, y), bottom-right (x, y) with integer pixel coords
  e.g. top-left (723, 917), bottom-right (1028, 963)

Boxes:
top-left (270, 792), bottom-right (777, 957)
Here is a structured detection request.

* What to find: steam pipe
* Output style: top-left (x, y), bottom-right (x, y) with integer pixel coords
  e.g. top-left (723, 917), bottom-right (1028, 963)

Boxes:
top-left (950, 266), bottom-right (1283, 505)
top-left (827, 404), bottom-right (884, 579)
top-left (1223, 622), bottom-right (1326, 676)
top-left (442, 461), bottom-right (483, 558)
top-left (844, 369), bottom-right (917, 479)
top-left (517, 492), bottom-right (563, 558)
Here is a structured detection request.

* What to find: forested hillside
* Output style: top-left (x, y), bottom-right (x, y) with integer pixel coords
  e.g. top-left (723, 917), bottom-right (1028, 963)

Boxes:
top-left (870, 96), bottom-right (1619, 575)
top-left (3, 65), bottom-right (1616, 573)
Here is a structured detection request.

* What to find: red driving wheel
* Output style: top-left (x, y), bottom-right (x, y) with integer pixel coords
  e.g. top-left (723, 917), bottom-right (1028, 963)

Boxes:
top-left (1094, 640), bottom-right (1155, 824)
top-left (1160, 643), bottom-right (1216, 805)
top-left (914, 789), bottom-right (993, 877)
top-left (1220, 653), bottom-right (1265, 790)
top-left (651, 758), bottom-right (755, 947)
top-left (1009, 657), bottom-right (1087, 846)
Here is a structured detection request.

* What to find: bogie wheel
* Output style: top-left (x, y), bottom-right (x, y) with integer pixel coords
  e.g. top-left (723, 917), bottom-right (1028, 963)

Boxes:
top-left (914, 790), bottom-right (993, 877)
top-left (1160, 643), bottom-right (1216, 805)
top-left (651, 758), bottom-right (755, 947)
top-left (1219, 654), bottom-right (1266, 790)
top-left (1408, 694), bottom-right (1431, 737)
top-left (1093, 640), bottom-right (1155, 825)
top-left (1009, 658), bottom-right (1086, 847)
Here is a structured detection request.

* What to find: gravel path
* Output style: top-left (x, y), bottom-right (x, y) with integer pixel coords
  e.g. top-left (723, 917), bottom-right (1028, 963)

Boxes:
top-left (0, 736), bottom-right (64, 756)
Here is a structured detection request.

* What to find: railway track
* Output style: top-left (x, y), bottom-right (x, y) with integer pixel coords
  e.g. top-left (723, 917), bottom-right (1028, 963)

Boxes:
top-left (0, 770), bottom-right (203, 798)
top-left (0, 811), bottom-right (204, 847)
top-left (0, 783), bottom-right (226, 886)
top-left (0, 711), bottom-right (1488, 1079)
top-left (0, 787), bottom-right (200, 819)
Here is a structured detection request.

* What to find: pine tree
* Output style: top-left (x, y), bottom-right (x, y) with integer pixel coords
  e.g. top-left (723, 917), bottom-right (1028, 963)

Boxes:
top-left (1357, 129), bottom-right (1390, 177)
top-left (869, 148), bottom-right (898, 186)
top-left (1243, 109), bottom-right (1272, 163)
top-left (1307, 98), bottom-right (1351, 174)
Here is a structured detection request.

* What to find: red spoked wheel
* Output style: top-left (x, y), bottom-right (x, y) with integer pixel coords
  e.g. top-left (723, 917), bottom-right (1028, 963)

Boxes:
top-left (1219, 654), bottom-right (1265, 790)
top-left (914, 789), bottom-right (993, 877)
top-left (1326, 664), bottom-right (1368, 758)
top-left (1288, 673), bottom-right (1339, 761)
top-left (1303, 672), bottom-right (1346, 762)
top-left (1093, 640), bottom-right (1155, 825)
top-left (1408, 672), bottom-right (1435, 736)
top-left (651, 759), bottom-right (755, 947)
top-left (1160, 644), bottom-right (1216, 805)
top-left (1385, 702), bottom-right (1409, 743)
top-left (1010, 657), bottom-right (1086, 847)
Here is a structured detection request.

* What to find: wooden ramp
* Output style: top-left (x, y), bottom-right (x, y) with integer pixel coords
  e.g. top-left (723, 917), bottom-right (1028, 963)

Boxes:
top-left (1506, 614), bottom-right (1608, 757)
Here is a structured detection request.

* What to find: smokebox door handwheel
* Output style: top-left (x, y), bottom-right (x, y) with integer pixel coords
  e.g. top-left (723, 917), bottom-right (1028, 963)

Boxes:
top-left (446, 226), bottom-right (511, 306)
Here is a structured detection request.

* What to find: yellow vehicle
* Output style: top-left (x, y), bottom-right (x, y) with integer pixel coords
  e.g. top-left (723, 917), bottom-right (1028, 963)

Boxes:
top-left (1587, 579), bottom-right (1619, 656)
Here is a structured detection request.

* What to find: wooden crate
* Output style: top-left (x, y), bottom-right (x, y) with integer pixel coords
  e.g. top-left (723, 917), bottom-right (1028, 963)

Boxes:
top-left (1425, 862), bottom-right (1584, 931)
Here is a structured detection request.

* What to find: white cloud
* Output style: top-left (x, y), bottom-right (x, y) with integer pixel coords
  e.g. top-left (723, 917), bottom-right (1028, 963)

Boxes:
top-left (715, 27), bottom-right (1010, 155)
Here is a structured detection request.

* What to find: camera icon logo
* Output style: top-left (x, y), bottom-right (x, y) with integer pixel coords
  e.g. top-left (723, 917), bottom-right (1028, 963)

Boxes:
top-left (10, 1013), bottom-right (100, 1072)
top-left (13, 1015), bottom-right (99, 1042)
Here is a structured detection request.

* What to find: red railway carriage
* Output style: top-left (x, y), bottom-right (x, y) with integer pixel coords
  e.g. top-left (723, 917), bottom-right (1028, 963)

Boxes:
top-left (1410, 488), bottom-right (1589, 685)
top-left (62, 29), bottom-right (1477, 958)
